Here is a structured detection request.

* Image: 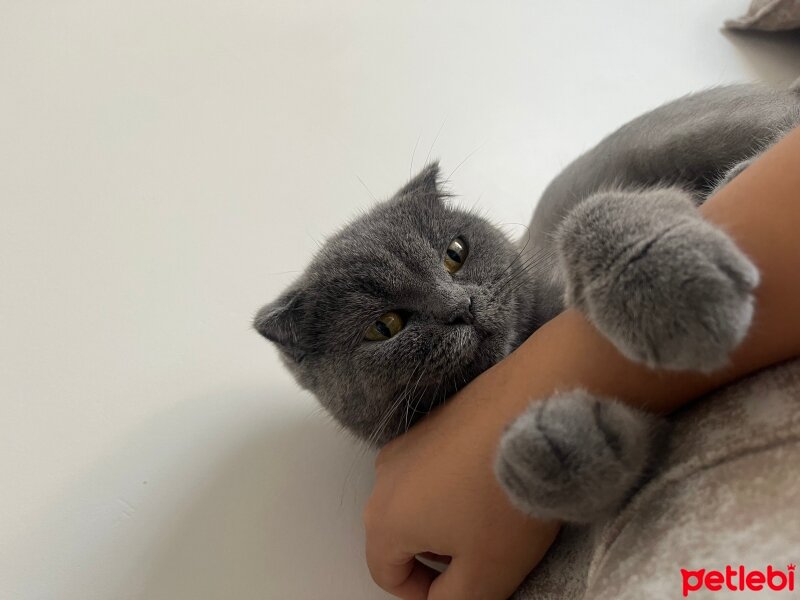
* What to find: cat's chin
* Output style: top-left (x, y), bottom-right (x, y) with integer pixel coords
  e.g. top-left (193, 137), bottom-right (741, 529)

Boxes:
top-left (368, 331), bottom-right (512, 441)
top-left (444, 334), bottom-right (509, 391)
top-left (449, 322), bottom-right (505, 358)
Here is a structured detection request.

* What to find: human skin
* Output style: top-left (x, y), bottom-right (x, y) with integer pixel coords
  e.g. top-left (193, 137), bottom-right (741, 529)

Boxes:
top-left (363, 125), bottom-right (800, 600)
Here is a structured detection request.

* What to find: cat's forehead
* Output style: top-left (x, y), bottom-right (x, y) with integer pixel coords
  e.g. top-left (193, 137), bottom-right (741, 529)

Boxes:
top-left (358, 195), bottom-right (447, 236)
top-left (296, 204), bottom-right (447, 304)
top-left (321, 202), bottom-right (446, 261)
top-left (309, 226), bottom-right (435, 287)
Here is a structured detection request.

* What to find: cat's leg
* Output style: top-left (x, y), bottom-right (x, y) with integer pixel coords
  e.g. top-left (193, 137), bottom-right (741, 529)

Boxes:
top-left (556, 186), bottom-right (759, 372)
top-left (495, 390), bottom-right (662, 522)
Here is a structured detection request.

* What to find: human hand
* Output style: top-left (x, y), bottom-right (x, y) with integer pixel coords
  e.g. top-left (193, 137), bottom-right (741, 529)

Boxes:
top-left (363, 355), bottom-right (561, 600)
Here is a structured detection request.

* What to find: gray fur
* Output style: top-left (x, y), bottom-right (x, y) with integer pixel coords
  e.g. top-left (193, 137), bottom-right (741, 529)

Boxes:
top-left (255, 83), bottom-right (800, 522)
top-left (254, 163), bottom-right (537, 445)
top-left (555, 185), bottom-right (759, 372)
top-left (495, 390), bottom-right (660, 523)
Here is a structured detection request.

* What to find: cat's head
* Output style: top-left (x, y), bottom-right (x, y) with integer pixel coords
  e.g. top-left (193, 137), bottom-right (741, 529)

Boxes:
top-left (254, 163), bottom-right (533, 446)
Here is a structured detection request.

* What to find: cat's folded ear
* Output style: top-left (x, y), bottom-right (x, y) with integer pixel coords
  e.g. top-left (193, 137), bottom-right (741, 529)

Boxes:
top-left (253, 288), bottom-right (307, 362)
top-left (396, 162), bottom-right (441, 203)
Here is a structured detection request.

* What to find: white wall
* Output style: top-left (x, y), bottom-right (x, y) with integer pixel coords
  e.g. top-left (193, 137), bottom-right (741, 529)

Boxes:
top-left (1, 1), bottom-right (799, 598)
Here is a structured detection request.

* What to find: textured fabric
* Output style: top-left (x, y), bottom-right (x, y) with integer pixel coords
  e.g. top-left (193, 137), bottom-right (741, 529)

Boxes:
top-left (514, 358), bottom-right (800, 599)
top-left (726, 0), bottom-right (800, 31)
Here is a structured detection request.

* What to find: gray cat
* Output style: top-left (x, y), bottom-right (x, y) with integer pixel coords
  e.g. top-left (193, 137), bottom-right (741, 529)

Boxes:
top-left (255, 83), bottom-right (800, 523)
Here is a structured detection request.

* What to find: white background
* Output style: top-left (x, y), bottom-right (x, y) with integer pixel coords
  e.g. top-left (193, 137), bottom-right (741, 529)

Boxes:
top-left (2, 1), bottom-right (799, 599)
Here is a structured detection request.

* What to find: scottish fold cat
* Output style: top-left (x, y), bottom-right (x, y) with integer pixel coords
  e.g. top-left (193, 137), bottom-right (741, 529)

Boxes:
top-left (255, 83), bottom-right (800, 522)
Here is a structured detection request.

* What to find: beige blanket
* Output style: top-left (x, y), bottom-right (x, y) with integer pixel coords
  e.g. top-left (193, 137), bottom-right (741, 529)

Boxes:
top-left (726, 0), bottom-right (800, 31)
top-left (514, 358), bottom-right (800, 599)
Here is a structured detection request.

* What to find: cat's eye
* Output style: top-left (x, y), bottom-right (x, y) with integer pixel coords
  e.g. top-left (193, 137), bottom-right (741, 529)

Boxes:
top-left (444, 237), bottom-right (468, 273)
top-left (364, 311), bottom-right (404, 341)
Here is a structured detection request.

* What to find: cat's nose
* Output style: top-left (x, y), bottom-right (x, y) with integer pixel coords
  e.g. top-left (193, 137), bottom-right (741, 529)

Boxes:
top-left (447, 296), bottom-right (475, 325)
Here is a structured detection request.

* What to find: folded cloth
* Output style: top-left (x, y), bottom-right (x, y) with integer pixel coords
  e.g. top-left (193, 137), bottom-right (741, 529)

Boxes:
top-left (726, 0), bottom-right (800, 31)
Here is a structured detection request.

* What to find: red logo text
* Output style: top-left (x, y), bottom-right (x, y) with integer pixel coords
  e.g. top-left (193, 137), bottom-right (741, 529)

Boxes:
top-left (681, 564), bottom-right (795, 596)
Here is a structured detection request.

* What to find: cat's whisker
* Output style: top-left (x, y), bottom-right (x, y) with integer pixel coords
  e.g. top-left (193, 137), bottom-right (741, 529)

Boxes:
top-left (494, 246), bottom-right (554, 295)
top-left (498, 266), bottom-right (542, 299)
top-left (355, 174), bottom-right (377, 202)
top-left (498, 251), bottom-right (541, 283)
top-left (364, 382), bottom-right (412, 449)
top-left (369, 384), bottom-right (413, 448)
top-left (409, 133), bottom-right (421, 179)
top-left (412, 377), bottom-right (445, 430)
top-left (493, 228), bottom-right (535, 286)
top-left (367, 357), bottom-right (429, 448)
top-left (469, 193), bottom-right (484, 214)
top-left (405, 383), bottom-right (434, 433)
top-left (493, 254), bottom-right (542, 296)
top-left (424, 117), bottom-right (447, 168)
top-left (446, 141), bottom-right (486, 181)
top-left (400, 360), bottom-right (433, 437)
top-left (504, 271), bottom-right (544, 300)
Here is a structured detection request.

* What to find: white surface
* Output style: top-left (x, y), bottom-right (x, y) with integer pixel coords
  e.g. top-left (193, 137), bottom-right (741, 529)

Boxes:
top-left (1, 1), bottom-right (799, 599)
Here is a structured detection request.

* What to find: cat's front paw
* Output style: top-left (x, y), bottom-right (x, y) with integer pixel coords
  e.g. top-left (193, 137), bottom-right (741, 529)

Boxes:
top-left (495, 390), bottom-right (658, 523)
top-left (557, 188), bottom-right (759, 372)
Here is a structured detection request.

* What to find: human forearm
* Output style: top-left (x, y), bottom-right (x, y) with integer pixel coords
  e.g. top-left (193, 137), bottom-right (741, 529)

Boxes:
top-left (480, 125), bottom-right (800, 420)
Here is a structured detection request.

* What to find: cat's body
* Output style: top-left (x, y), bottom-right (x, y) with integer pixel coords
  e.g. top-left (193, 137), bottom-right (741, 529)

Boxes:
top-left (256, 83), bottom-right (800, 523)
top-left (524, 84), bottom-right (800, 327)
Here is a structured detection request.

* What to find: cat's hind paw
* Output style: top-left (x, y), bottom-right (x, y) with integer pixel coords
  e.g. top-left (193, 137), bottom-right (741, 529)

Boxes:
top-left (495, 390), bottom-right (659, 523)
